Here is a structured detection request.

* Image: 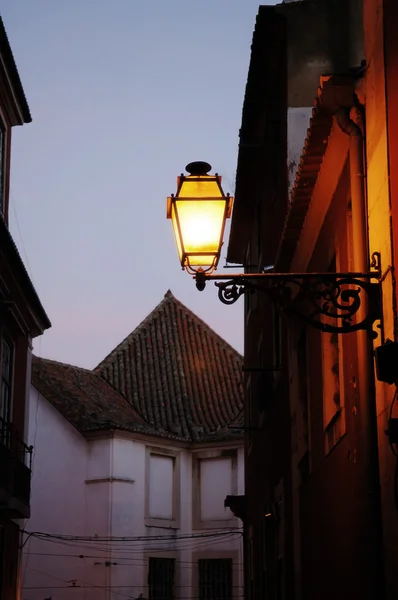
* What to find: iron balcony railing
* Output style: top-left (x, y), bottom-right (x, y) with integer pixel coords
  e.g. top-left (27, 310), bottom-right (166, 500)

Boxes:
top-left (0, 417), bottom-right (33, 507)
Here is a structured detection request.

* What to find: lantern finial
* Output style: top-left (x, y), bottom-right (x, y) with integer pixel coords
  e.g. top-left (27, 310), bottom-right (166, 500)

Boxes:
top-left (185, 161), bottom-right (212, 175)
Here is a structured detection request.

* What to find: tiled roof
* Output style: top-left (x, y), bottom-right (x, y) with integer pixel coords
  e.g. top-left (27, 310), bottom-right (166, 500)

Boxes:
top-left (32, 356), bottom-right (149, 435)
top-left (276, 90), bottom-right (332, 270)
top-left (276, 75), bottom-right (355, 270)
top-left (95, 290), bottom-right (244, 442)
top-left (32, 292), bottom-right (244, 443)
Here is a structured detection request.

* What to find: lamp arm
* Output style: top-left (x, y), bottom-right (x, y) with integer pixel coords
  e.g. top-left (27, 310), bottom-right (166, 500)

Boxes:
top-left (193, 253), bottom-right (382, 336)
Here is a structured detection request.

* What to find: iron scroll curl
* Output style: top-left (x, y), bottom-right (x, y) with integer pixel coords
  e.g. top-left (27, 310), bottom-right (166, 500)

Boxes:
top-left (211, 275), bottom-right (381, 336)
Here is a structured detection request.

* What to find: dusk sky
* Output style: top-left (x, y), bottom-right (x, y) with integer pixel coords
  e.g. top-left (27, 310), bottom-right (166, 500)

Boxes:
top-left (2, 0), bottom-right (276, 368)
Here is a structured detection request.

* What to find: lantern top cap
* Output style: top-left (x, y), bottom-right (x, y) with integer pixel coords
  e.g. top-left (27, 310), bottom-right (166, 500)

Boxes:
top-left (185, 161), bottom-right (212, 176)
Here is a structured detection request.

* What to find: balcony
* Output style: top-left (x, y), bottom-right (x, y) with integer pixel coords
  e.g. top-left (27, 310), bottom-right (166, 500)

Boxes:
top-left (0, 418), bottom-right (32, 518)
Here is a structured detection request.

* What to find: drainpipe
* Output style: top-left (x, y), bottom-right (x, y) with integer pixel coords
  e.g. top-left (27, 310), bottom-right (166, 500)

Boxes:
top-left (335, 107), bottom-right (385, 599)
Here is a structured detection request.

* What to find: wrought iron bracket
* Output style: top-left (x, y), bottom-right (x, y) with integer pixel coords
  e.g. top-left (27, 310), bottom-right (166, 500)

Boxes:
top-left (194, 252), bottom-right (383, 336)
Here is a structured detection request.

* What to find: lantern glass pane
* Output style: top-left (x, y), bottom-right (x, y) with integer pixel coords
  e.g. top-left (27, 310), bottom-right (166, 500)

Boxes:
top-left (176, 199), bottom-right (225, 263)
top-left (187, 255), bottom-right (217, 267)
top-left (179, 176), bottom-right (223, 199)
top-left (171, 204), bottom-right (183, 262)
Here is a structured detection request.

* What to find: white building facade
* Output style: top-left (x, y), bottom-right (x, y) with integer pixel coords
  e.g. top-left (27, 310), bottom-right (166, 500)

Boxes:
top-left (23, 292), bottom-right (244, 600)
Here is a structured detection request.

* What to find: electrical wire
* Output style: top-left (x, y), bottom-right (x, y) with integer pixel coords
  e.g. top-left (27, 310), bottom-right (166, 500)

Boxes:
top-left (25, 534), bottom-right (240, 548)
top-left (22, 530), bottom-right (242, 557)
top-left (22, 566), bottom-right (140, 599)
top-left (24, 529), bottom-right (241, 542)
top-left (25, 552), bottom-right (244, 567)
top-left (23, 564), bottom-right (244, 598)
top-left (27, 583), bottom-right (244, 588)
top-left (23, 533), bottom-right (242, 560)
top-left (23, 591), bottom-right (244, 599)
top-left (9, 189), bottom-right (34, 281)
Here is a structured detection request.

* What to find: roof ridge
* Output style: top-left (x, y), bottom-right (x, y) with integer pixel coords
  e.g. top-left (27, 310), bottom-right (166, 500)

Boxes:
top-left (95, 369), bottom-right (149, 424)
top-left (95, 290), bottom-right (242, 371)
top-left (94, 292), bottom-right (174, 370)
top-left (169, 295), bottom-right (243, 359)
top-left (91, 291), bottom-right (243, 441)
top-left (33, 355), bottom-right (93, 373)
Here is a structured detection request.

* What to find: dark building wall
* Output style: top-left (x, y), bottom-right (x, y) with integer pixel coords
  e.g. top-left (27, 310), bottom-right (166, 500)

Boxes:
top-left (296, 167), bottom-right (379, 599)
top-left (277, 0), bottom-right (364, 107)
top-left (0, 18), bottom-right (50, 600)
top-left (234, 10), bottom-right (290, 598)
top-left (229, 0), bottom-right (365, 265)
top-left (0, 522), bottom-right (20, 600)
top-left (229, 2), bottom-right (374, 599)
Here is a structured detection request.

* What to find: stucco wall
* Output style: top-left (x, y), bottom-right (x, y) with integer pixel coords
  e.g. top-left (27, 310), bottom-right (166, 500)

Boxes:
top-left (278, 0), bottom-right (364, 108)
top-left (23, 387), bottom-right (244, 600)
top-left (364, 0), bottom-right (398, 597)
top-left (24, 386), bottom-right (101, 600)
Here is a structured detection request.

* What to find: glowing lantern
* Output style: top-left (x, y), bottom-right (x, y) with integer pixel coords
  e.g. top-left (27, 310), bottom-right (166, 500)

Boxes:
top-left (166, 161), bottom-right (233, 273)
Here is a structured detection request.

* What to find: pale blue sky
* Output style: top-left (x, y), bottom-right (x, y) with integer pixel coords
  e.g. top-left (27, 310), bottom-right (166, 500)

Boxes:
top-left (2, 0), bottom-right (276, 368)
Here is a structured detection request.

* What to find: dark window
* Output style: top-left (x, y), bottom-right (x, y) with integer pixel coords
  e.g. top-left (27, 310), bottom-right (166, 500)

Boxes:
top-left (198, 558), bottom-right (232, 600)
top-left (148, 557), bottom-right (175, 600)
top-left (0, 336), bottom-right (14, 446)
top-left (0, 118), bottom-right (5, 214)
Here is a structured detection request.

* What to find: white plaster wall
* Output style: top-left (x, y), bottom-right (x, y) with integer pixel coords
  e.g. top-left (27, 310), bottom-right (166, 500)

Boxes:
top-left (23, 386), bottom-right (102, 600)
top-left (87, 437), bottom-right (111, 480)
top-left (110, 438), bottom-right (146, 537)
top-left (106, 438), bottom-right (146, 598)
top-left (288, 107), bottom-right (313, 191)
top-left (24, 386), bottom-right (244, 600)
top-left (179, 449), bottom-right (192, 532)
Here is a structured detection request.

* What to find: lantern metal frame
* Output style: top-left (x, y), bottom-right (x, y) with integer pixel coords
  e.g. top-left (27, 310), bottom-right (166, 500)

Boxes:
top-left (166, 162), bottom-right (233, 274)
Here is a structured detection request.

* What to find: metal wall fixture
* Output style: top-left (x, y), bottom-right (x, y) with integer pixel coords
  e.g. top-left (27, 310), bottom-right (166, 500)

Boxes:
top-left (166, 162), bottom-right (382, 336)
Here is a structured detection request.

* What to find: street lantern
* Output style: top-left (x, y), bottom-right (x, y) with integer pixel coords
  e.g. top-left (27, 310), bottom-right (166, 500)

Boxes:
top-left (166, 161), bottom-right (233, 274)
top-left (166, 162), bottom-right (382, 335)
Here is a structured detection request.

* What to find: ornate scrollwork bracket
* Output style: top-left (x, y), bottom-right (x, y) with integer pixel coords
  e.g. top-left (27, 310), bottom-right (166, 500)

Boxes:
top-left (194, 252), bottom-right (382, 336)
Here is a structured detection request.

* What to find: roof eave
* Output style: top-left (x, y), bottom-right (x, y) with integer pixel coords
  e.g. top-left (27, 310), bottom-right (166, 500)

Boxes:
top-left (276, 74), bottom-right (356, 270)
top-left (227, 6), bottom-right (287, 264)
top-left (1, 216), bottom-right (51, 336)
top-left (0, 17), bottom-right (32, 124)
